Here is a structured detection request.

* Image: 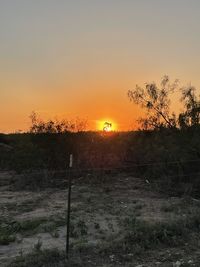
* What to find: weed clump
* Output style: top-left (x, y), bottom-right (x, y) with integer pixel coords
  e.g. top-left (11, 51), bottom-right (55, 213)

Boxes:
top-left (0, 217), bottom-right (47, 245)
top-left (0, 217), bottom-right (19, 245)
top-left (101, 213), bottom-right (200, 257)
top-left (8, 249), bottom-right (64, 267)
top-left (7, 248), bottom-right (84, 267)
top-left (123, 217), bottom-right (185, 251)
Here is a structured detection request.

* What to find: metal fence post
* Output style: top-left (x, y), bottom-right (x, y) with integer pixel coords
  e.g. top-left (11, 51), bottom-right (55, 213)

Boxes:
top-left (66, 154), bottom-right (73, 259)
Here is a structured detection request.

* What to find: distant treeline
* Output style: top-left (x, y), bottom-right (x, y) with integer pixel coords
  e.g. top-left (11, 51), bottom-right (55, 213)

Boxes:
top-left (1, 127), bottom-right (200, 196)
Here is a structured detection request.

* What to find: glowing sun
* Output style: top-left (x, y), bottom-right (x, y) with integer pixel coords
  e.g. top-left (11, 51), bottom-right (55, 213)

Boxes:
top-left (103, 122), bottom-right (112, 132)
top-left (96, 119), bottom-right (117, 132)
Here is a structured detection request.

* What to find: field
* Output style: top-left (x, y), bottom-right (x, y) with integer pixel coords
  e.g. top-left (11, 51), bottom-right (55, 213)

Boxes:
top-left (1, 171), bottom-right (200, 267)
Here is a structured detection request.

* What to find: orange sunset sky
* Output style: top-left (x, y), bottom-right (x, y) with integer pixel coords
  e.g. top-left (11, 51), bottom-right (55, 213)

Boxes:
top-left (1, 1), bottom-right (200, 132)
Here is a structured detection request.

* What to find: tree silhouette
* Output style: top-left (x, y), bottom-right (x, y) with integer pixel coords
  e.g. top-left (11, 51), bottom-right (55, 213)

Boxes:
top-left (29, 112), bottom-right (87, 133)
top-left (128, 75), bottom-right (178, 130)
top-left (128, 76), bottom-right (200, 130)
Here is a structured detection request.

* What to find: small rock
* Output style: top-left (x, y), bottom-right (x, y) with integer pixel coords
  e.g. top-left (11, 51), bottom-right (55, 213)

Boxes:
top-left (109, 255), bottom-right (115, 262)
top-left (173, 261), bottom-right (182, 267)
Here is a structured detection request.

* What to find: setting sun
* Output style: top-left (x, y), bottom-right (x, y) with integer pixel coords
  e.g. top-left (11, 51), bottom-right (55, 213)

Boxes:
top-left (96, 119), bottom-right (118, 132)
top-left (103, 122), bottom-right (112, 132)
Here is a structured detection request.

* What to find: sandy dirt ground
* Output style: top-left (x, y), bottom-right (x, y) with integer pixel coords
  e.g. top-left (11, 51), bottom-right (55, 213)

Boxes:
top-left (1, 171), bottom-right (200, 266)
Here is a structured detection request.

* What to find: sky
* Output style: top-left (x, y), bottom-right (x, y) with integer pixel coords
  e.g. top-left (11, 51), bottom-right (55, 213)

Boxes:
top-left (1, 0), bottom-right (200, 132)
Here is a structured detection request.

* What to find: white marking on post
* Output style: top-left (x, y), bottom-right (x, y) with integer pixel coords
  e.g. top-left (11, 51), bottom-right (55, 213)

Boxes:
top-left (69, 154), bottom-right (73, 168)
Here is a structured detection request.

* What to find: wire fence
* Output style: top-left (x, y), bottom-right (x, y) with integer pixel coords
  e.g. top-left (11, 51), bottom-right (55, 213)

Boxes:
top-left (17, 157), bottom-right (200, 172)
top-left (14, 157), bottom-right (200, 183)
